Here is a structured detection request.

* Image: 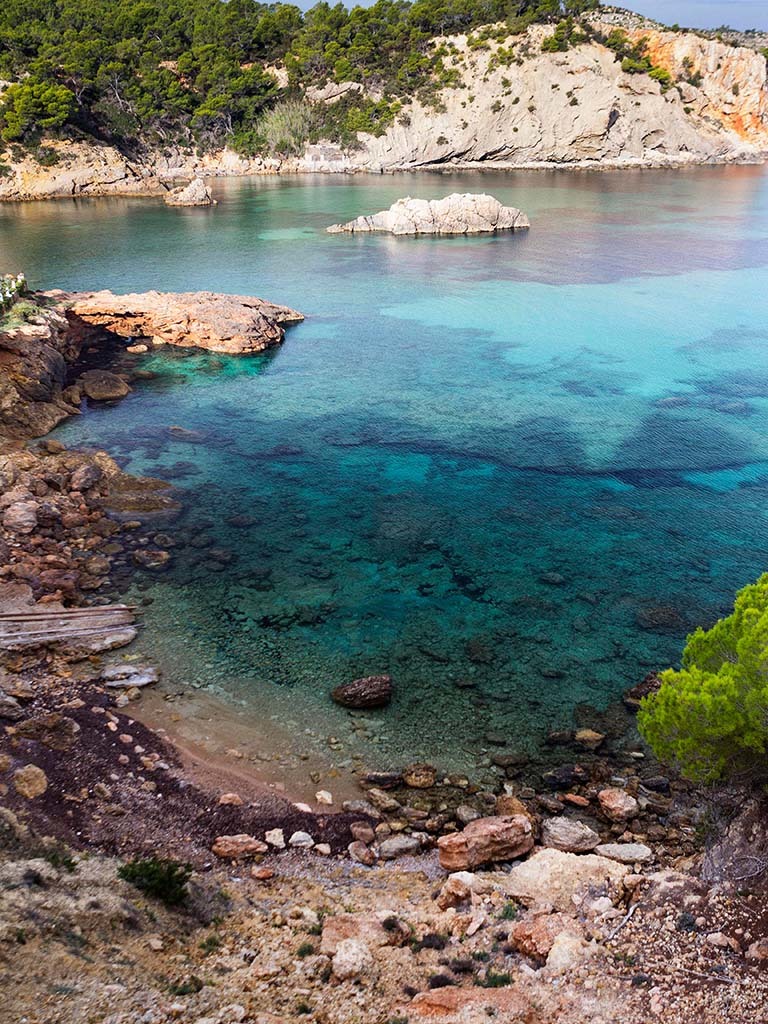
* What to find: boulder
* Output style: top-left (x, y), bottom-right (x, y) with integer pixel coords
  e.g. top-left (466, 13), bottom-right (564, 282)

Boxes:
top-left (100, 664), bottom-right (159, 689)
top-left (132, 549), bottom-right (171, 571)
top-left (164, 177), bottom-right (217, 207)
top-left (498, 848), bottom-right (630, 912)
top-left (70, 462), bottom-right (103, 491)
top-left (598, 787), bottom-right (639, 822)
top-left (331, 674), bottom-right (392, 708)
top-left (348, 841), bottom-right (376, 866)
top-left (574, 728), bottom-right (605, 751)
top-left (327, 194), bottom-right (530, 235)
top-left (510, 912), bottom-right (576, 961)
top-left (62, 289), bottom-right (303, 355)
top-left (437, 815), bottom-right (534, 871)
top-left (540, 816), bottom-right (600, 853)
top-left (79, 369), bottom-right (131, 401)
top-left (378, 835), bottom-right (420, 860)
top-left (211, 834), bottom-right (268, 860)
top-left (3, 501), bottom-right (38, 534)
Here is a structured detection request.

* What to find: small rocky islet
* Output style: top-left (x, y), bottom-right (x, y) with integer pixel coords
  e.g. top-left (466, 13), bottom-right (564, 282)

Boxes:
top-left (2, 276), bottom-right (767, 1023)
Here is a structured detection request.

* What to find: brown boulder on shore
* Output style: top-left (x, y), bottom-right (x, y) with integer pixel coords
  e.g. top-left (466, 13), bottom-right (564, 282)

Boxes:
top-left (437, 814), bottom-right (534, 871)
top-left (55, 289), bottom-right (304, 354)
top-left (331, 674), bottom-right (393, 708)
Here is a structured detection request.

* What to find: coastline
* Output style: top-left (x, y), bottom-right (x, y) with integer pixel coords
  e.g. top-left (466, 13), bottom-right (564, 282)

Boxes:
top-left (1, 148), bottom-right (766, 204)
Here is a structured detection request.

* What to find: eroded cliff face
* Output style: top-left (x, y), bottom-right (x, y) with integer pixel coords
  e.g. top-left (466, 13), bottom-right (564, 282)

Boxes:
top-left (0, 21), bottom-right (766, 198)
top-left (344, 24), bottom-right (768, 171)
top-left (618, 24), bottom-right (768, 145)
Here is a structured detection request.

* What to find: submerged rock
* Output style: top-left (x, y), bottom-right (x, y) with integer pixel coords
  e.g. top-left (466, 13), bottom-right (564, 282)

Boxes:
top-left (327, 193), bottom-right (530, 236)
top-left (331, 674), bottom-right (392, 708)
top-left (78, 369), bottom-right (132, 401)
top-left (164, 177), bottom-right (216, 207)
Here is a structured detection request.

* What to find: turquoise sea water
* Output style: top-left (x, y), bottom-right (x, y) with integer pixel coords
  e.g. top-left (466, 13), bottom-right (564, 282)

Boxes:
top-left (2, 167), bottom-right (768, 776)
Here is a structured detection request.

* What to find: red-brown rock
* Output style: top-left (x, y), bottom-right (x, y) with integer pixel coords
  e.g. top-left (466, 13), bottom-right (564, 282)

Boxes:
top-left (437, 815), bottom-right (534, 870)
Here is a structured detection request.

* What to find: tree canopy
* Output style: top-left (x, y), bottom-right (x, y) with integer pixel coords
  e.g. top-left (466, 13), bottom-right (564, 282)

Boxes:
top-left (638, 575), bottom-right (768, 783)
top-left (0, 0), bottom-right (600, 154)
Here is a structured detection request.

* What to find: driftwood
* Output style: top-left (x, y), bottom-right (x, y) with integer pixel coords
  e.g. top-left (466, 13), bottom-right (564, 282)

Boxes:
top-left (0, 585), bottom-right (137, 649)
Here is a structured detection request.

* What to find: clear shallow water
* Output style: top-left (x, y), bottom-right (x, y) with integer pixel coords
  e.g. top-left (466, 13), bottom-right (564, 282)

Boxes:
top-left (3, 167), bottom-right (768, 777)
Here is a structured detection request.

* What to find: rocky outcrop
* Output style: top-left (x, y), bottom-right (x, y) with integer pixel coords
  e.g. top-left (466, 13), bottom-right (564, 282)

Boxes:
top-left (0, 140), bottom-right (166, 201)
top-left (340, 23), bottom-right (768, 171)
top-left (59, 289), bottom-right (304, 355)
top-left (0, 302), bottom-right (81, 438)
top-left (163, 177), bottom-right (217, 207)
top-left (327, 193), bottom-right (530, 235)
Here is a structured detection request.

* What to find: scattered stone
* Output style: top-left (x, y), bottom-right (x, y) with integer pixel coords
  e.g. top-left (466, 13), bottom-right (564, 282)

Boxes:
top-left (574, 728), bottom-right (606, 751)
top-left (500, 848), bottom-right (629, 912)
top-left (288, 831), bottom-right (315, 849)
top-left (218, 793), bottom-right (244, 806)
top-left (437, 815), bottom-right (534, 871)
top-left (164, 177), bottom-right (217, 207)
top-left (541, 816), bottom-right (600, 853)
top-left (315, 789), bottom-right (333, 805)
top-left (0, 690), bottom-right (24, 721)
top-left (402, 763), bottom-right (438, 789)
top-left (455, 804), bottom-right (481, 825)
top-left (265, 828), bottom-right (286, 849)
top-left (348, 841), bottom-right (376, 866)
top-left (212, 834), bottom-right (268, 860)
top-left (3, 501), bottom-right (38, 534)
top-left (101, 664), bottom-right (159, 688)
top-left (331, 938), bottom-right (376, 981)
top-left (132, 549), bottom-right (171, 571)
top-left (510, 912), bottom-right (575, 961)
top-left (598, 787), bottom-right (639, 822)
top-left (349, 822), bottom-right (376, 844)
top-left (13, 764), bottom-right (48, 799)
top-left (378, 835), bottom-right (420, 860)
top-left (595, 842), bottom-right (654, 864)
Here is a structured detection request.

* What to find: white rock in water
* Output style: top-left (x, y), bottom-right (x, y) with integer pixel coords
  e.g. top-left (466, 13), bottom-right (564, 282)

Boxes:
top-left (164, 177), bottom-right (217, 207)
top-left (327, 193), bottom-right (529, 236)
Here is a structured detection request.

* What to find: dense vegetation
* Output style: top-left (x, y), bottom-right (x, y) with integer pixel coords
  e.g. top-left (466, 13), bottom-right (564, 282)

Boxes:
top-left (0, 0), bottom-right (600, 156)
top-left (639, 575), bottom-right (768, 784)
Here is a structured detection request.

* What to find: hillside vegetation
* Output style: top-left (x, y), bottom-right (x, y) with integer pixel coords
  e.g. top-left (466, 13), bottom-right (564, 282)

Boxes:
top-left (0, 0), bottom-right (603, 157)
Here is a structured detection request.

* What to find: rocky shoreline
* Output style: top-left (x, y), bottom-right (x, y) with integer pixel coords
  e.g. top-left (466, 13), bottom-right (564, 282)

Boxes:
top-left (2, 286), bottom-right (767, 1023)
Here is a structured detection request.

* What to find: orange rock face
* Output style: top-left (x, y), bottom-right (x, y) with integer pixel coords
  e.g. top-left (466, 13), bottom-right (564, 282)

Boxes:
top-left (510, 912), bottom-right (575, 961)
top-left (437, 814), bottom-right (534, 870)
top-left (619, 25), bottom-right (768, 145)
top-left (409, 986), bottom-right (552, 1019)
top-left (56, 289), bottom-right (304, 354)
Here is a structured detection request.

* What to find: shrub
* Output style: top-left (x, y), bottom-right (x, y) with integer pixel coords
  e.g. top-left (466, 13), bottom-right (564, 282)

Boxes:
top-left (256, 99), bottom-right (313, 157)
top-left (118, 857), bottom-right (192, 906)
top-left (638, 574), bottom-right (768, 782)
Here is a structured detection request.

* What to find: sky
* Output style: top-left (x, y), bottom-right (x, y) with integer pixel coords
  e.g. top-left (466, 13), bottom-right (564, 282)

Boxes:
top-left (626, 1), bottom-right (768, 30)
top-left (298, 2), bottom-right (768, 31)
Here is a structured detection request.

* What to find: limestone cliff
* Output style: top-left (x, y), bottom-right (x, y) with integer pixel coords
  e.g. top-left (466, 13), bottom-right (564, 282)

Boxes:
top-left (0, 20), bottom-right (766, 199)
top-left (337, 23), bottom-right (768, 171)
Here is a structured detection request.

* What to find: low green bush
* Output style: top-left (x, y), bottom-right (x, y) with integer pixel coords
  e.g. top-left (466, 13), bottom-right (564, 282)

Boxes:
top-left (638, 574), bottom-right (768, 783)
top-left (118, 857), bottom-right (192, 907)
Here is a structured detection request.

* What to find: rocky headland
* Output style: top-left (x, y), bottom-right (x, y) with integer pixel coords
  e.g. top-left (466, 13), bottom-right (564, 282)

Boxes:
top-left (0, 14), bottom-right (766, 202)
top-left (327, 194), bottom-right (530, 235)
